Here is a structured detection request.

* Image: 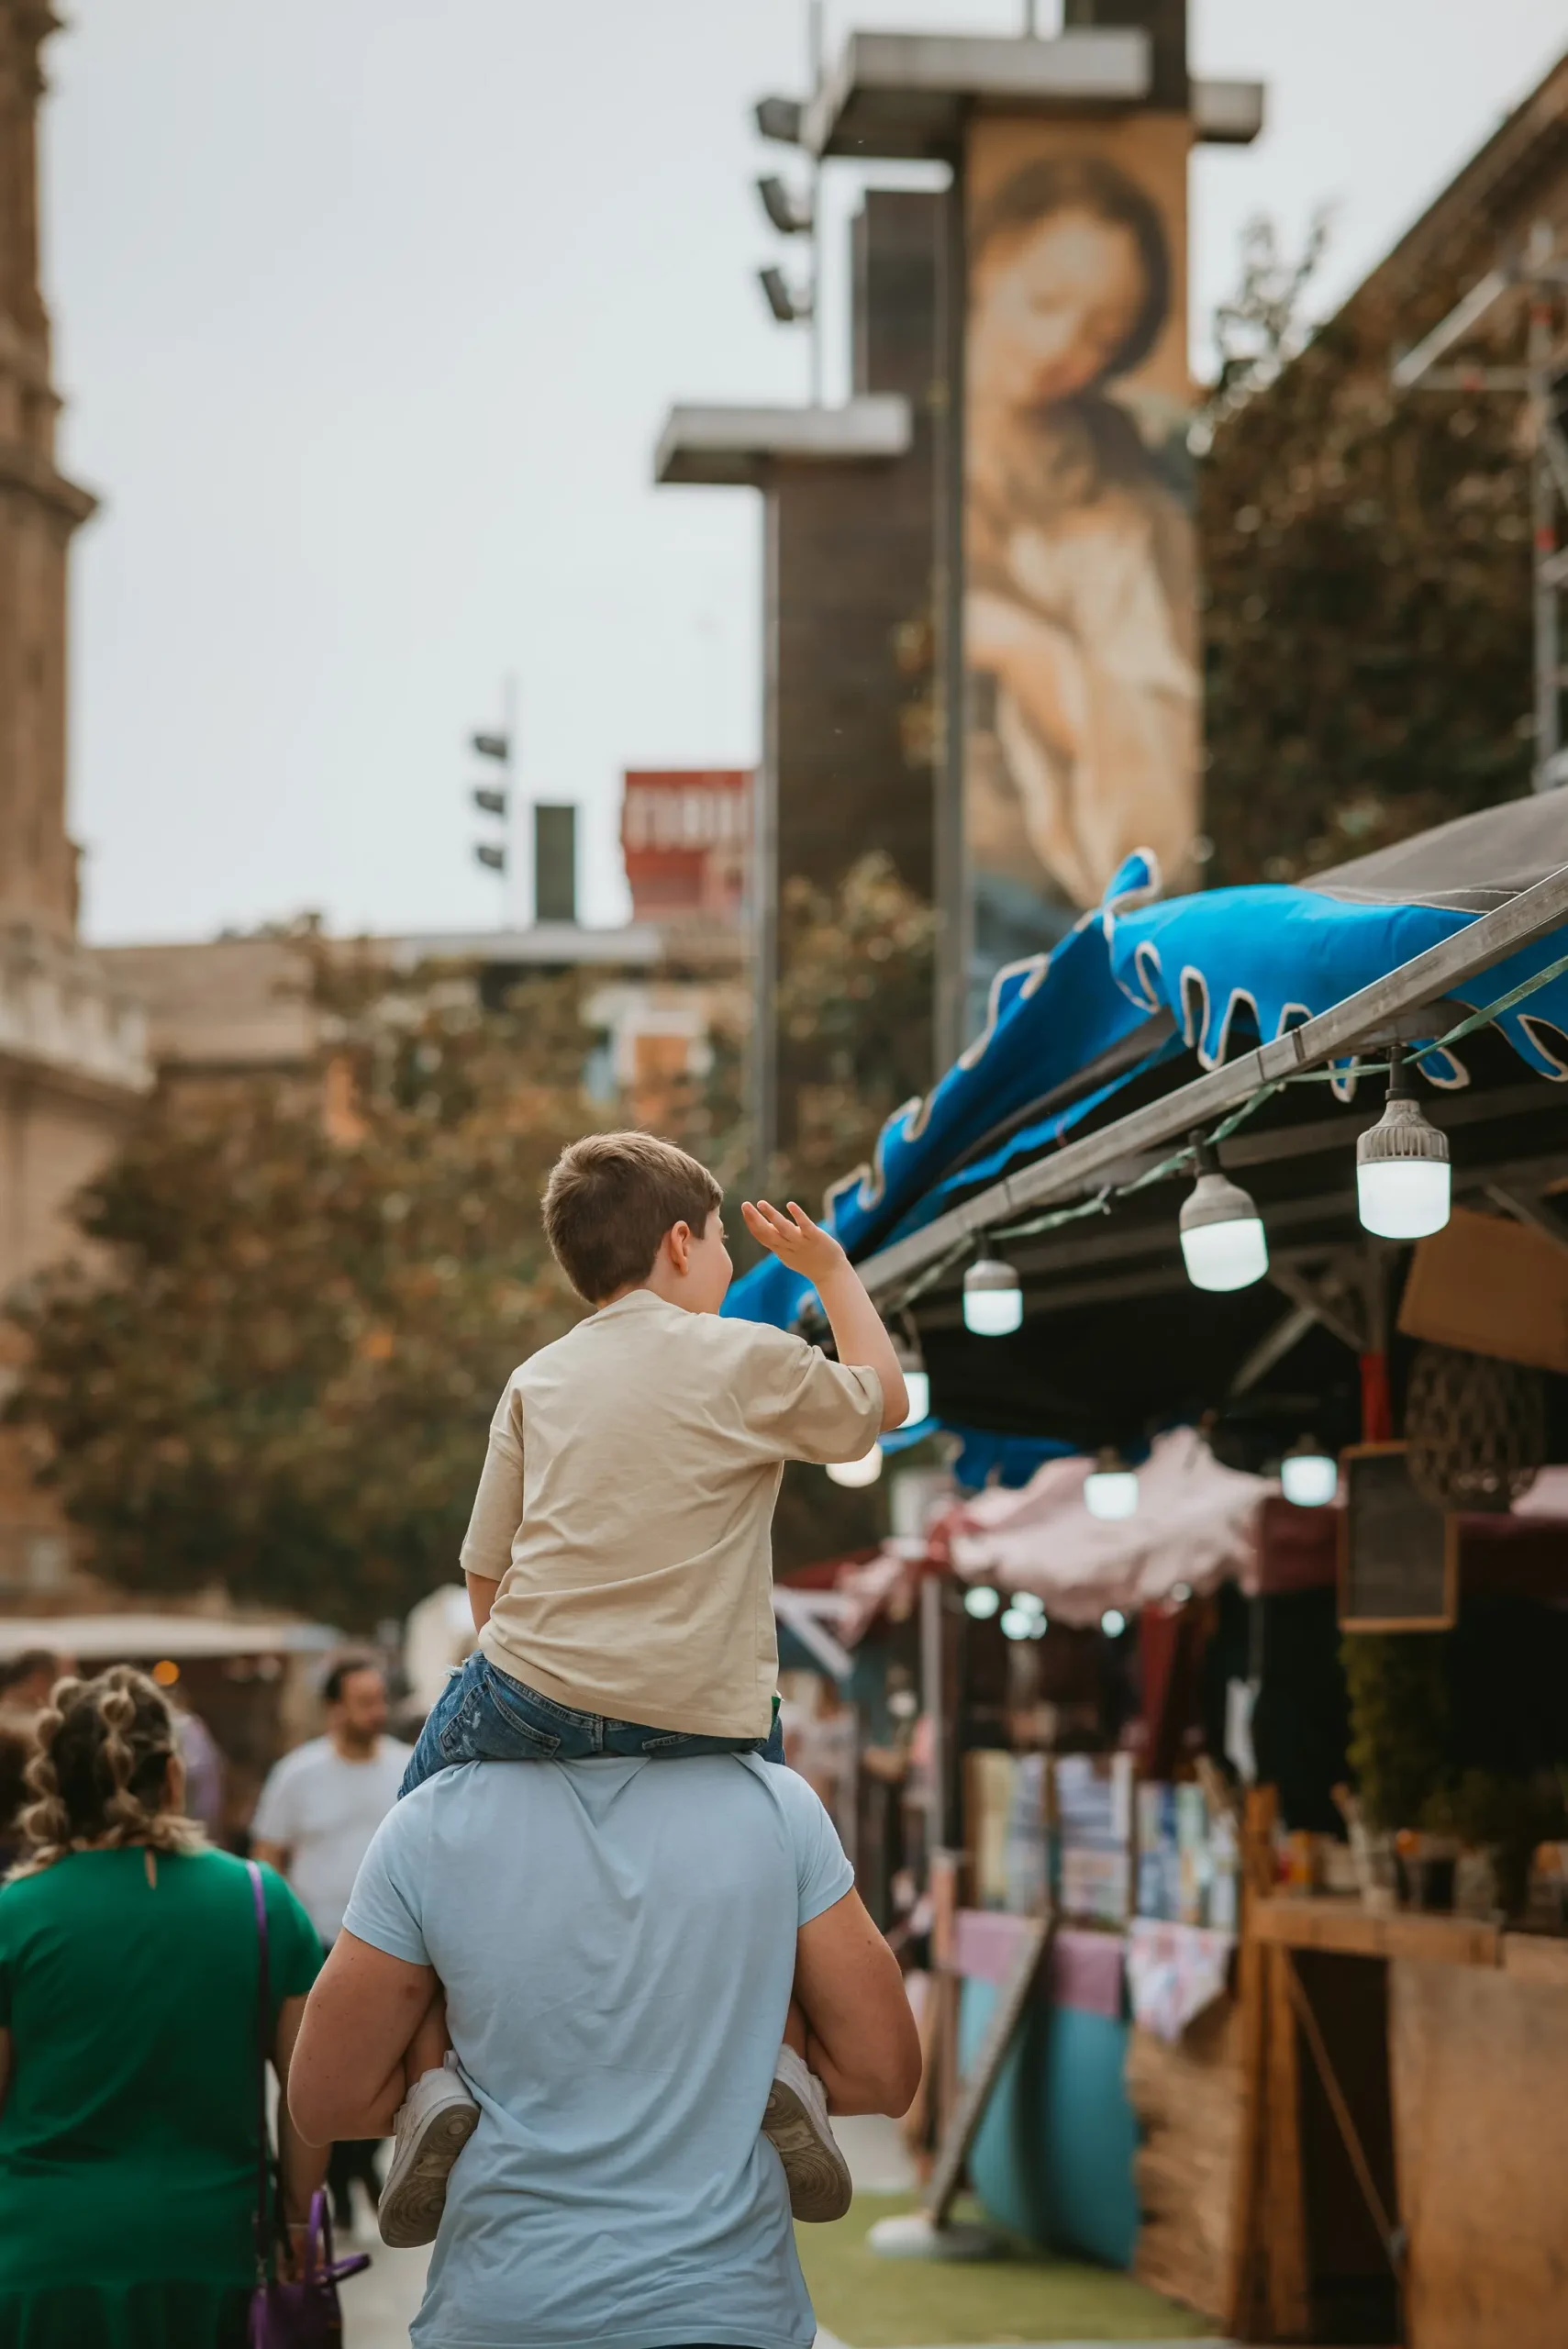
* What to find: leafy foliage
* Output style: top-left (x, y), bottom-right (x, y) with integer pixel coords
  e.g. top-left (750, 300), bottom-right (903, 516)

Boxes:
top-left (1200, 227), bottom-right (1537, 885)
top-left (6, 959), bottom-right (612, 1628)
top-left (774, 851), bottom-right (938, 1210)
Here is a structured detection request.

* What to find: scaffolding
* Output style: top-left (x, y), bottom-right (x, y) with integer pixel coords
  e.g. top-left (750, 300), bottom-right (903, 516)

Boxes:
top-left (1393, 220), bottom-right (1568, 793)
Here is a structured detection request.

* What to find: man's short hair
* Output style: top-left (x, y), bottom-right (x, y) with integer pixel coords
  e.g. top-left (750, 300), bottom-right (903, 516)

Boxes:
top-left (543, 1131), bottom-right (723, 1304)
top-left (322, 1653), bottom-right (383, 1708)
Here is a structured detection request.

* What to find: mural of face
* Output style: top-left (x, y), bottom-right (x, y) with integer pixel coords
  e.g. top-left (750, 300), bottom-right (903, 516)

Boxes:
top-left (970, 206), bottom-right (1149, 409)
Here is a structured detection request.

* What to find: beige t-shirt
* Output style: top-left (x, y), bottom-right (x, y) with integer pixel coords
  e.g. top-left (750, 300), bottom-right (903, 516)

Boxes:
top-left (462, 1289), bottom-right (883, 1738)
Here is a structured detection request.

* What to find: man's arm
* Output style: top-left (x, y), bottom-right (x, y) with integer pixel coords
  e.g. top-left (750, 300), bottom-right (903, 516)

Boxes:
top-left (740, 1200), bottom-right (908, 1433)
top-left (465, 1572), bottom-right (499, 1634)
top-left (287, 1931), bottom-right (438, 2144)
top-left (792, 1887), bottom-right (921, 2117)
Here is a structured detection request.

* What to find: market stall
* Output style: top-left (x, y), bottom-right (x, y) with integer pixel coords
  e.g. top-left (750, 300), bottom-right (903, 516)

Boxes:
top-left (726, 801), bottom-right (1568, 2342)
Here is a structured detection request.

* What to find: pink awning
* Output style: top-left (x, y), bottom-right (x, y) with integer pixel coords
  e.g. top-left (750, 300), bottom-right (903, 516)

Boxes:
top-left (936, 1427), bottom-right (1272, 1624)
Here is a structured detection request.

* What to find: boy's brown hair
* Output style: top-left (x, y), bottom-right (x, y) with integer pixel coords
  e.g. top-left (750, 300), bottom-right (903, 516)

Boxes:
top-left (543, 1131), bottom-right (723, 1304)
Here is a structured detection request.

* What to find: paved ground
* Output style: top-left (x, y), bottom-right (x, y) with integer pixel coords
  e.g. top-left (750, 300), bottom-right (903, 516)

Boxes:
top-left (337, 2124), bottom-right (1239, 2349)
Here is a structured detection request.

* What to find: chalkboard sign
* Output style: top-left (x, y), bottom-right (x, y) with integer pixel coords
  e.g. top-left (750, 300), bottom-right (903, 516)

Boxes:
top-left (1338, 1443), bottom-right (1457, 1631)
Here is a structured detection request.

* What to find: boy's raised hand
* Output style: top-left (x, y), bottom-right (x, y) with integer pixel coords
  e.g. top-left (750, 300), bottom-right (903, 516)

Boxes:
top-left (741, 1197), bottom-right (848, 1287)
top-left (741, 1197), bottom-right (908, 1431)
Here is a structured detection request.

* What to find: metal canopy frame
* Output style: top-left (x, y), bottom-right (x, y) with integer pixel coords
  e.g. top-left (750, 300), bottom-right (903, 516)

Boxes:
top-left (845, 859), bottom-right (1568, 1313)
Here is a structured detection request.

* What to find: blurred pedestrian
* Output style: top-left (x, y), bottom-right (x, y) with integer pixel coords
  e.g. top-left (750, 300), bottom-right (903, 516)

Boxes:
top-left (0, 1718), bottom-right (30, 1877)
top-left (0, 1650), bottom-right (59, 1721)
top-left (250, 1654), bottom-right (409, 2232)
top-left (0, 1665), bottom-right (327, 2346)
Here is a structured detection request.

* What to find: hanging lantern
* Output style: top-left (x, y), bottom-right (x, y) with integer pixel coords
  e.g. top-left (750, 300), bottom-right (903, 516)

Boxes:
top-left (963, 1252), bottom-right (1022, 1336)
top-left (1356, 1043), bottom-right (1451, 1240)
top-left (1179, 1133), bottom-right (1268, 1291)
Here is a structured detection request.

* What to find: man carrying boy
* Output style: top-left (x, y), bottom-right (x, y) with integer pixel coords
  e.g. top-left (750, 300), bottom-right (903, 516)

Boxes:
top-left (379, 1131), bottom-right (907, 2246)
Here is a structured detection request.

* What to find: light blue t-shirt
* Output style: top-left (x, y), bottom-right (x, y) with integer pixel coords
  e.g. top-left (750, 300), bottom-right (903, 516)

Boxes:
top-left (343, 1753), bottom-right (853, 2349)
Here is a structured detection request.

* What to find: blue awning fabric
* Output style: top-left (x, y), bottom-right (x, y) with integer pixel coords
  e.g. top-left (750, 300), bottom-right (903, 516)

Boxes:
top-left (726, 831), bottom-right (1568, 1338)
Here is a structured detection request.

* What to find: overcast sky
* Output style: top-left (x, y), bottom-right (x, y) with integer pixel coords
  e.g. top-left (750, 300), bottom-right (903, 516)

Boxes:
top-left (46, 0), bottom-right (1568, 944)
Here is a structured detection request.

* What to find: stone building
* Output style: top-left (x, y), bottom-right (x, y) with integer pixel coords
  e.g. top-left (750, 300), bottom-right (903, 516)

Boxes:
top-left (0, 3), bottom-right (150, 1600)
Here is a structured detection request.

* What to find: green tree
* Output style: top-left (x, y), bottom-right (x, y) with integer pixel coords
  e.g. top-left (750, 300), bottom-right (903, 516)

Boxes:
top-left (6, 958), bottom-right (617, 1627)
top-left (1200, 221), bottom-right (1535, 885)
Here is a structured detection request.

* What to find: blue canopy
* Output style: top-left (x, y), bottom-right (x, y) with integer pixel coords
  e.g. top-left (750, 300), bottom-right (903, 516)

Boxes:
top-left (727, 816), bottom-right (1568, 1336)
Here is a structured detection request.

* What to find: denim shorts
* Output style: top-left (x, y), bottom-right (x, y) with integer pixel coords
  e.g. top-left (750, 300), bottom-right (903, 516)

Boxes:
top-left (399, 1650), bottom-right (785, 1798)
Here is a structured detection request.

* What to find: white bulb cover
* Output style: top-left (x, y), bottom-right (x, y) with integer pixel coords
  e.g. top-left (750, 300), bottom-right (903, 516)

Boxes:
top-left (962, 1584), bottom-right (1000, 1620)
top-left (963, 1285), bottom-right (1023, 1337)
top-left (1012, 1590), bottom-right (1045, 1620)
top-left (1084, 1468), bottom-right (1139, 1521)
top-left (1029, 1616), bottom-right (1048, 1640)
top-left (1281, 1451), bottom-right (1338, 1508)
top-left (999, 1607), bottom-right (1033, 1642)
top-left (901, 1369), bottom-right (930, 1427)
top-left (1101, 1609), bottom-right (1127, 1637)
top-left (1180, 1214), bottom-right (1268, 1292)
top-left (826, 1445), bottom-right (883, 1488)
top-left (1356, 1156), bottom-right (1451, 1241)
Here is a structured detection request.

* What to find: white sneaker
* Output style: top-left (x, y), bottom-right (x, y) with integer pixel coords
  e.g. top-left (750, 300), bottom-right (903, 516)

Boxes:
top-left (378, 2053), bottom-right (481, 2249)
top-left (763, 2043), bottom-right (852, 2223)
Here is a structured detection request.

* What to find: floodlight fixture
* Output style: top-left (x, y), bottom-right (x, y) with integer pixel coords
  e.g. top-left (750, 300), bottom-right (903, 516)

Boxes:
top-left (754, 95), bottom-right (805, 144)
top-left (474, 843), bottom-right (506, 874)
top-left (472, 731), bottom-right (509, 762)
top-left (759, 265), bottom-right (813, 324)
top-left (757, 173), bottom-right (814, 234)
top-left (473, 787), bottom-right (506, 818)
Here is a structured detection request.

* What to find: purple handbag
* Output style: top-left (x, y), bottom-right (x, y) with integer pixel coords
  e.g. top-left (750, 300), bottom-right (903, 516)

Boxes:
top-left (245, 1861), bottom-right (371, 2346)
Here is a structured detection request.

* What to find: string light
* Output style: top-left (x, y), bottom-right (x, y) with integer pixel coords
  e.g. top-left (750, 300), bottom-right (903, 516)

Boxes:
top-left (1356, 1042), bottom-right (1451, 1240)
top-left (1084, 1448), bottom-right (1139, 1520)
top-left (1179, 1132), bottom-right (1268, 1291)
top-left (826, 1445), bottom-right (883, 1488)
top-left (1281, 1437), bottom-right (1338, 1507)
top-left (962, 1585), bottom-right (1001, 1620)
top-left (963, 1251), bottom-right (1022, 1336)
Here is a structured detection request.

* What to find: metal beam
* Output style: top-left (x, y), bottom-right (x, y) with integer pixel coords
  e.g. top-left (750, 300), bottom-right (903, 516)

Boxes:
top-left (1392, 268), bottom-right (1515, 390)
top-left (1228, 1302), bottom-right (1321, 1397)
top-left (852, 860), bottom-right (1568, 1305)
top-left (1485, 1183), bottom-right (1568, 1259)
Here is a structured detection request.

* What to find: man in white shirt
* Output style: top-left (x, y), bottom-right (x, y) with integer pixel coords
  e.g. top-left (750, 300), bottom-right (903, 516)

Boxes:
top-left (252, 1654), bottom-right (411, 2227)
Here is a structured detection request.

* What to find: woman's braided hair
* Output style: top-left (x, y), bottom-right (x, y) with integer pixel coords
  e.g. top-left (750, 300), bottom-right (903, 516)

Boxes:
top-left (11, 1664), bottom-right (205, 1876)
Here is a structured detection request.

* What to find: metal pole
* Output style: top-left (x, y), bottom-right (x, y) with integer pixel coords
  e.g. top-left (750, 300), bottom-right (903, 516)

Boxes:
top-left (1529, 224), bottom-right (1560, 792)
top-left (752, 489), bottom-right (782, 1197)
top-left (920, 1568), bottom-right (948, 1853)
top-left (808, 0), bottom-right (824, 407)
top-left (932, 156), bottom-right (970, 1071)
top-left (502, 673), bottom-right (517, 927)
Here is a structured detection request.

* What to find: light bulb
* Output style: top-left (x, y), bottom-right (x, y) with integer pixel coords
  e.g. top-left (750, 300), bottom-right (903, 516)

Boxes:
top-left (1012, 1591), bottom-right (1045, 1621)
top-left (826, 1444), bottom-right (883, 1488)
top-left (963, 1253), bottom-right (1022, 1336)
top-left (1281, 1446), bottom-right (1338, 1508)
top-left (1356, 1157), bottom-right (1451, 1241)
top-left (1101, 1609), bottom-right (1128, 1637)
top-left (1179, 1137), bottom-right (1268, 1292)
top-left (962, 1584), bottom-right (1000, 1620)
top-left (1029, 1614), bottom-right (1048, 1640)
top-left (901, 1368), bottom-right (930, 1427)
top-left (999, 1607), bottom-right (1033, 1642)
top-left (1084, 1449), bottom-right (1139, 1520)
top-left (1355, 1044), bottom-right (1450, 1240)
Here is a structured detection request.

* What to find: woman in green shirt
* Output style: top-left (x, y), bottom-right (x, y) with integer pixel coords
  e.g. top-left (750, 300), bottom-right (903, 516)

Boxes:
top-left (0, 1665), bottom-right (328, 2349)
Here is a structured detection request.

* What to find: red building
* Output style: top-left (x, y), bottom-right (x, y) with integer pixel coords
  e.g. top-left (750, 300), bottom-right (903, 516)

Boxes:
top-left (621, 769), bottom-right (751, 928)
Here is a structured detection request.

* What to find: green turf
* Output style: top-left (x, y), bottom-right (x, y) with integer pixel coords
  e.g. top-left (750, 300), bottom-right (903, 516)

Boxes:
top-left (794, 2194), bottom-right (1215, 2346)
